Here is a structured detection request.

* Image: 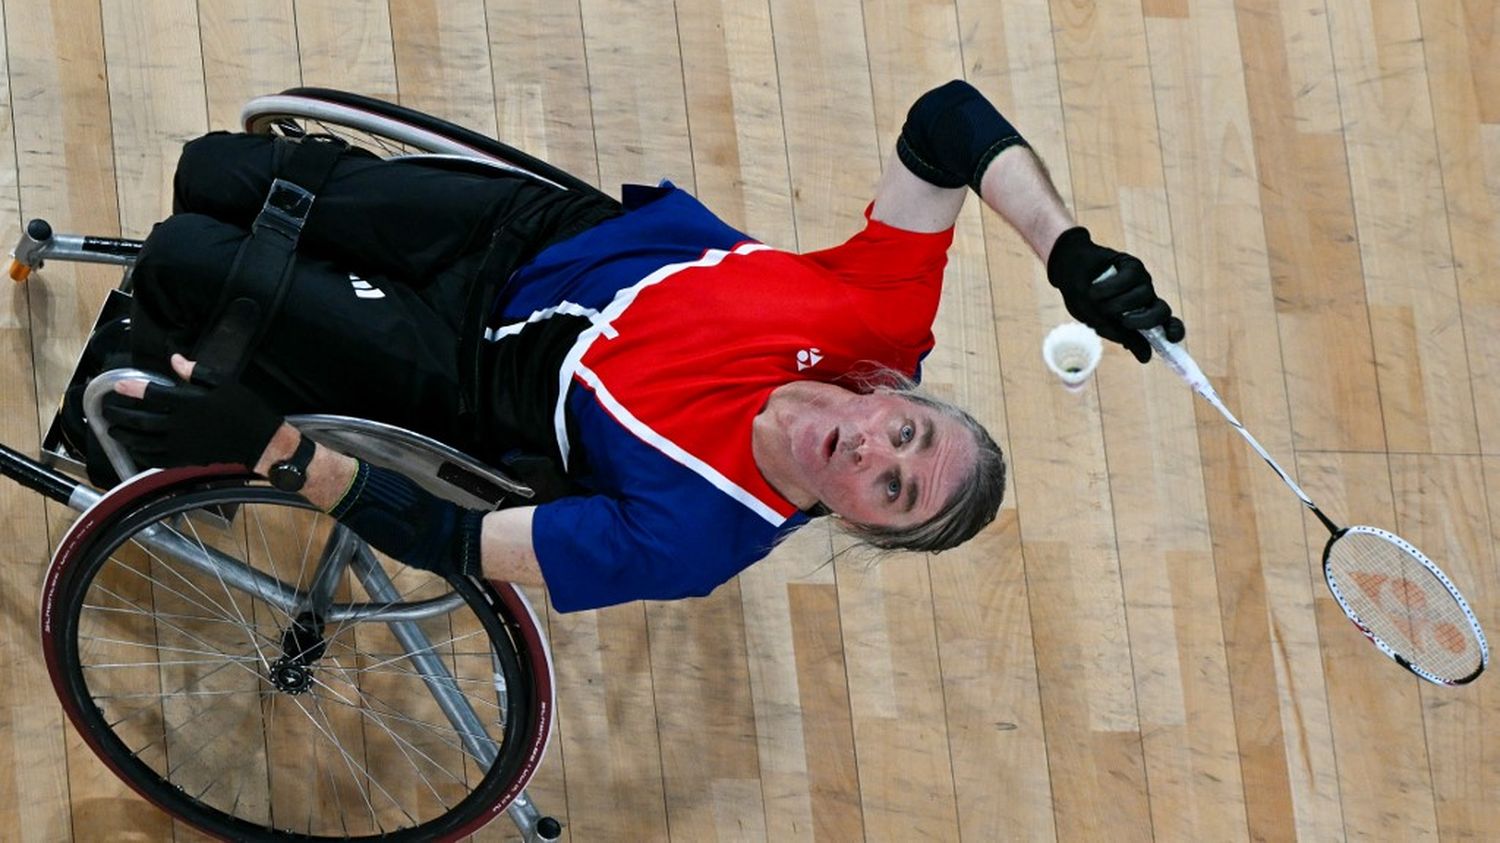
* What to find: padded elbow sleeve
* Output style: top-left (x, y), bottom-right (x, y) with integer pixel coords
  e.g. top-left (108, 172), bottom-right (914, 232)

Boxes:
top-left (896, 79), bottom-right (1029, 192)
top-left (329, 461), bottom-right (486, 579)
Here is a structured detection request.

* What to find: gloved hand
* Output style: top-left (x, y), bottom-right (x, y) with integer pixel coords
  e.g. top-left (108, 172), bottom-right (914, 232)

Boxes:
top-left (101, 354), bottom-right (283, 469)
top-left (1046, 226), bottom-right (1185, 362)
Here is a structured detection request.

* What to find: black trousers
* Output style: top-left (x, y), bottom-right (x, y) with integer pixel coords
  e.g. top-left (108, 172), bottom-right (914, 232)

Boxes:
top-left (130, 132), bottom-right (619, 454)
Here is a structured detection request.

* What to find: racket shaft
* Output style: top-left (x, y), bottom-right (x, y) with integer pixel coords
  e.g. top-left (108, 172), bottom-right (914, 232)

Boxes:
top-left (1143, 326), bottom-right (1210, 394)
top-left (1090, 266), bottom-right (1319, 510)
top-left (1147, 328), bottom-right (1320, 510)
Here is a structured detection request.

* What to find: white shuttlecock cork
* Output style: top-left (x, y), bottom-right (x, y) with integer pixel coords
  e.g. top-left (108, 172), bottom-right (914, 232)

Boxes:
top-left (1042, 322), bottom-right (1103, 391)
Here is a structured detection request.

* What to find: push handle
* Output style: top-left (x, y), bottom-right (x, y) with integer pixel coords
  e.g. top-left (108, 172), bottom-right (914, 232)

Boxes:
top-left (8, 218), bottom-right (54, 282)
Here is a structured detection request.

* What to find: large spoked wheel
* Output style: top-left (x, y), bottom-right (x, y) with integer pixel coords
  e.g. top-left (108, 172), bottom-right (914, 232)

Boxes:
top-left (42, 467), bottom-right (554, 841)
top-left (241, 87), bottom-right (608, 198)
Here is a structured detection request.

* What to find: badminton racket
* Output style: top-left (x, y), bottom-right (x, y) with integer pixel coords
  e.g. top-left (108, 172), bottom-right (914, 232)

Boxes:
top-left (1100, 268), bottom-right (1488, 685)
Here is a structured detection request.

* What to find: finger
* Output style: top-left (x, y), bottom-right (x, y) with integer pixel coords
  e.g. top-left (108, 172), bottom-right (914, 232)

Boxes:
top-left (1098, 285), bottom-right (1160, 320)
top-left (142, 381), bottom-right (203, 406)
top-left (1093, 324), bottom-right (1135, 350)
top-left (113, 379), bottom-right (149, 400)
top-left (1116, 300), bottom-right (1171, 331)
top-left (171, 353), bottom-right (197, 382)
top-left (1088, 256), bottom-right (1150, 301)
top-left (1164, 316), bottom-right (1186, 343)
top-left (1121, 331), bottom-right (1152, 363)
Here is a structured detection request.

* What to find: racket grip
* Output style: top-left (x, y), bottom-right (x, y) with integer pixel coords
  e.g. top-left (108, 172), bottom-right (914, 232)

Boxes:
top-left (1093, 266), bottom-right (1211, 393)
top-left (1141, 326), bottom-right (1211, 392)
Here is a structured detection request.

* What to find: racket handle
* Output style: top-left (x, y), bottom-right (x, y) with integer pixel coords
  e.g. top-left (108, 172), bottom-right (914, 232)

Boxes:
top-left (1141, 325), bottom-right (1212, 394)
top-left (1093, 266), bottom-right (1211, 394)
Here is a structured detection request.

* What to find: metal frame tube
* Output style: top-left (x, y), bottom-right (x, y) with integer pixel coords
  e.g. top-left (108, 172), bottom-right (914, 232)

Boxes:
top-left (300, 526), bottom-right (359, 616)
top-left (130, 521), bottom-right (307, 611)
top-left (15, 229), bottom-right (142, 269)
top-left (347, 546), bottom-right (501, 763)
top-left (129, 515), bottom-right (467, 623)
top-left (348, 546), bottom-right (554, 840)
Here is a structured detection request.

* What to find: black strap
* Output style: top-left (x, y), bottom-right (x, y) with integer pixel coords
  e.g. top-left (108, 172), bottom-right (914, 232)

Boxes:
top-left (192, 135), bottom-right (346, 387)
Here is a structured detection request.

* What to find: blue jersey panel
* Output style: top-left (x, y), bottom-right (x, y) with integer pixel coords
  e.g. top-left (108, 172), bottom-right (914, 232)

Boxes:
top-left (492, 183), bottom-right (753, 324)
top-left (530, 388), bottom-right (808, 612)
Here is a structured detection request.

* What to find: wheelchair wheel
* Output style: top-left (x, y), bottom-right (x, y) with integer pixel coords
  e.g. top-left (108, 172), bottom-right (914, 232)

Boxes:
top-left (42, 467), bottom-right (554, 841)
top-left (241, 87), bottom-right (607, 198)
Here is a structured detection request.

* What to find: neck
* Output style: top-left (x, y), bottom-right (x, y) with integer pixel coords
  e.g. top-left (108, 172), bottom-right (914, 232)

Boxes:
top-left (752, 384), bottom-right (817, 509)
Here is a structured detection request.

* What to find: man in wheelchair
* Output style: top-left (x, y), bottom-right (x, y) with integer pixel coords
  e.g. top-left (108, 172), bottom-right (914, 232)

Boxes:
top-left (102, 80), bottom-right (1185, 613)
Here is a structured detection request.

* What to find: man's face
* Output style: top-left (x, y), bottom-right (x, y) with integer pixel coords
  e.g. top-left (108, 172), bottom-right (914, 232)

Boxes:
top-left (780, 387), bottom-right (975, 528)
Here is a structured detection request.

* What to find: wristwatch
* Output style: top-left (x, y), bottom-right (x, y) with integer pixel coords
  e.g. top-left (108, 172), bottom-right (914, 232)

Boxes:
top-left (269, 434), bottom-right (317, 493)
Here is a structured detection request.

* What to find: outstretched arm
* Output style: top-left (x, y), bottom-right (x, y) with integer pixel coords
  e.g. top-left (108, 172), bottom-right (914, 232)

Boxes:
top-left (869, 80), bottom-right (1184, 362)
top-left (871, 144), bottom-right (1071, 258)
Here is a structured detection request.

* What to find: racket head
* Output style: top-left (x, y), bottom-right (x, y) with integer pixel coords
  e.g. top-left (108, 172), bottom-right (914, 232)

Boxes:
top-left (1322, 525), bottom-right (1488, 685)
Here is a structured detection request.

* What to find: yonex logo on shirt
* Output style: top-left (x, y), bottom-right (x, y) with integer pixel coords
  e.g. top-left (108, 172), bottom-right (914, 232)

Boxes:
top-left (796, 347), bottom-right (823, 371)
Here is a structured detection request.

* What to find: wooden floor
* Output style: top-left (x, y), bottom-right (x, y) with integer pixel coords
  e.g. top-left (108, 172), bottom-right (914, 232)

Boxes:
top-left (0, 0), bottom-right (1497, 840)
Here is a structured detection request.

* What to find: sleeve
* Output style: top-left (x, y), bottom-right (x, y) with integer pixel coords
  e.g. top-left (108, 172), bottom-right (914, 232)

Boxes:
top-left (529, 488), bottom-right (786, 613)
top-left (800, 204), bottom-right (956, 354)
top-left (800, 203), bottom-right (955, 292)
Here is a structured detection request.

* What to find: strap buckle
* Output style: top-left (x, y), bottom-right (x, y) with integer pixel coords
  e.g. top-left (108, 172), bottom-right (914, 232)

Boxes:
top-left (255, 178), bottom-right (316, 241)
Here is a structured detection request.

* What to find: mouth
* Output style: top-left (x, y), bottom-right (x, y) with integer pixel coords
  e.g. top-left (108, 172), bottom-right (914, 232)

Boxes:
top-left (823, 428), bottom-right (839, 463)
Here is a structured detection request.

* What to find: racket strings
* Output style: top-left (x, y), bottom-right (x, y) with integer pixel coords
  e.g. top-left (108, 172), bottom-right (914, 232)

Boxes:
top-left (1326, 530), bottom-right (1482, 682)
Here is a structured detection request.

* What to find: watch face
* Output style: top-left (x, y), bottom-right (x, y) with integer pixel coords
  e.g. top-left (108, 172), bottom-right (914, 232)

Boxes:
top-left (270, 462), bottom-right (306, 492)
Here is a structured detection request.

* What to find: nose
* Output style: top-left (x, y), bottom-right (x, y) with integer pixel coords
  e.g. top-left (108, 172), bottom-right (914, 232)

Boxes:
top-left (842, 431), bottom-right (892, 467)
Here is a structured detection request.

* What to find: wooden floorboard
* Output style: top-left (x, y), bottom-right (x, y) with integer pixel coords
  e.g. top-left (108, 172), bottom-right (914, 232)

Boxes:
top-left (0, 1), bottom-right (1496, 840)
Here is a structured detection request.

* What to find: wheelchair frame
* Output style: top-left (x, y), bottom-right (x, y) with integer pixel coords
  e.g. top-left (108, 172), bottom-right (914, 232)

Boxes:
top-left (0, 90), bottom-right (580, 843)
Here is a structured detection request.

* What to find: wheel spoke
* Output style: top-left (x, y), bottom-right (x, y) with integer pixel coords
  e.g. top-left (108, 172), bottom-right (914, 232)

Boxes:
top-left (180, 513), bottom-right (274, 670)
top-left (312, 661), bottom-right (495, 761)
top-left (246, 505), bottom-right (302, 628)
top-left (61, 465), bottom-right (537, 836)
top-left (310, 675), bottom-right (464, 801)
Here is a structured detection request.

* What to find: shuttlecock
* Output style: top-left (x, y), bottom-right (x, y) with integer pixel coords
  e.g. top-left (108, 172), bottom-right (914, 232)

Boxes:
top-left (1042, 322), bottom-right (1103, 391)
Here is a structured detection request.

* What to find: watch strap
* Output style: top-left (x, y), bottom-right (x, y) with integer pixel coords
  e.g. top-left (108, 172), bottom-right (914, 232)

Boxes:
top-left (270, 433), bottom-right (317, 491)
top-left (281, 433), bottom-right (316, 472)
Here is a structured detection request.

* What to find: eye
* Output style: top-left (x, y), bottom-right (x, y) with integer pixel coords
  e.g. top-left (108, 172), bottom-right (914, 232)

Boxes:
top-left (885, 473), bottom-right (902, 502)
top-left (898, 423), bottom-right (915, 445)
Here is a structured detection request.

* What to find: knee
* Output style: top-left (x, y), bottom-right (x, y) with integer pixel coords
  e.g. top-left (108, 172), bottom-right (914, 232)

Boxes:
top-left (133, 214), bottom-right (244, 320)
top-left (173, 132), bottom-right (277, 218)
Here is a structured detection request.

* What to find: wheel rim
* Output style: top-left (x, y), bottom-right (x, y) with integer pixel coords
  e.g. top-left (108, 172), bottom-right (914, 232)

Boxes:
top-left (251, 110), bottom-right (445, 159)
top-left (242, 95), bottom-right (501, 163)
top-left (53, 481), bottom-right (532, 840)
top-left (241, 93), bottom-right (583, 190)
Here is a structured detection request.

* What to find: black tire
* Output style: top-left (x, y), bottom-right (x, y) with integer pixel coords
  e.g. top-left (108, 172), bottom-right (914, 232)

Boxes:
top-left (242, 87), bottom-right (609, 199)
top-left (42, 470), bottom-right (551, 841)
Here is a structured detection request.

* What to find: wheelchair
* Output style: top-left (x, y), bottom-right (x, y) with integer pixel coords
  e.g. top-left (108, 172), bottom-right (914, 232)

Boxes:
top-left (0, 89), bottom-right (599, 842)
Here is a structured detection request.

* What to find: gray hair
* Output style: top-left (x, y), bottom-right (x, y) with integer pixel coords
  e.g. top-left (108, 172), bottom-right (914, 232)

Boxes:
top-left (830, 368), bottom-right (1006, 553)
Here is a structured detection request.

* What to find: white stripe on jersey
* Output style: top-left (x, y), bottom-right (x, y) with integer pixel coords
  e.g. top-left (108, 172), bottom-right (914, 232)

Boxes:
top-left (550, 242), bottom-right (773, 497)
top-left (574, 362), bottom-right (787, 526)
top-left (483, 301), bottom-right (601, 342)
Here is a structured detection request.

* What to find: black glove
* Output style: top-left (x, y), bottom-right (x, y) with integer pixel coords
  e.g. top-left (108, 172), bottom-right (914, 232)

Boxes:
top-left (1046, 226), bottom-right (1185, 363)
top-left (101, 380), bottom-right (283, 469)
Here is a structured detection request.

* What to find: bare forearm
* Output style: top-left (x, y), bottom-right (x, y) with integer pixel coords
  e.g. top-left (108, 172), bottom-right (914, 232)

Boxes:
top-left (872, 135), bottom-right (1074, 259)
top-left (252, 422), bottom-right (357, 510)
top-left (254, 423), bottom-right (545, 586)
top-left (479, 506), bottom-right (546, 587)
top-left (976, 145), bottom-right (1075, 261)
